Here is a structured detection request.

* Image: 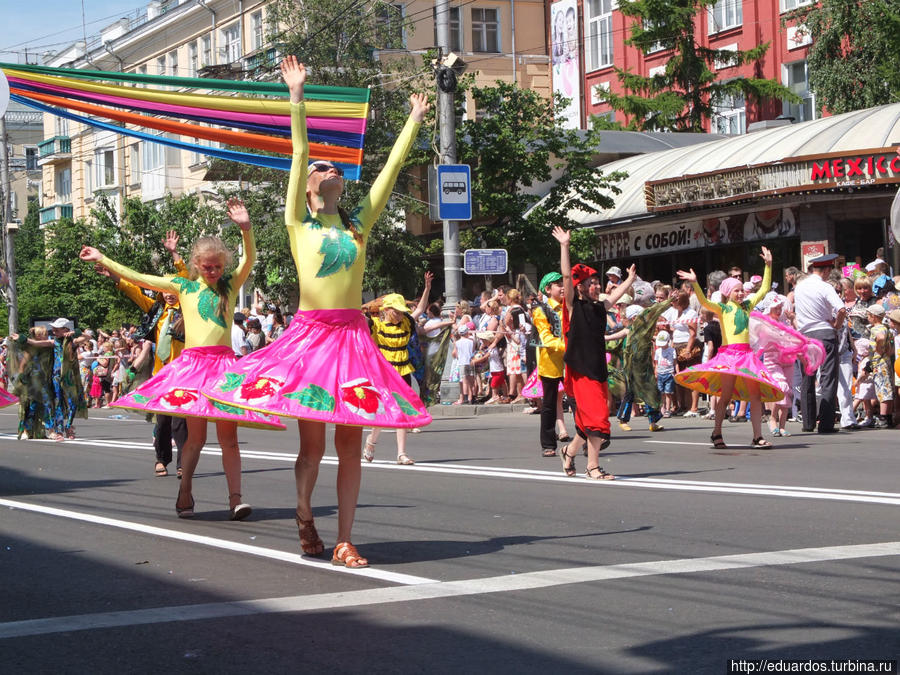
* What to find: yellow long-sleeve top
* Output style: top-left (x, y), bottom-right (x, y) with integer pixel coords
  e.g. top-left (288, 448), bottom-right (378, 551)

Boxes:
top-left (286, 101), bottom-right (421, 311)
top-left (533, 298), bottom-right (565, 379)
top-left (116, 258), bottom-right (188, 373)
top-left (692, 264), bottom-right (771, 346)
top-left (99, 229), bottom-right (256, 349)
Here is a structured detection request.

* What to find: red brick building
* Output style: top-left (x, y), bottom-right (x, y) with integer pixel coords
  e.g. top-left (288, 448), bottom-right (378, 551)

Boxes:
top-left (563, 0), bottom-right (817, 133)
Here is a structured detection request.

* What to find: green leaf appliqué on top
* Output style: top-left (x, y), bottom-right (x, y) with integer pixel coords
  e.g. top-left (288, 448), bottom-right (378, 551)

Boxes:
top-left (171, 277), bottom-right (201, 294)
top-left (733, 308), bottom-right (749, 334)
top-left (198, 287), bottom-right (227, 328)
top-left (316, 228), bottom-right (358, 278)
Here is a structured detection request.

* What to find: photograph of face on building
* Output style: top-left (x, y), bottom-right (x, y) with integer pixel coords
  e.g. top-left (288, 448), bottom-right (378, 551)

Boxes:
top-left (700, 208), bottom-right (796, 246)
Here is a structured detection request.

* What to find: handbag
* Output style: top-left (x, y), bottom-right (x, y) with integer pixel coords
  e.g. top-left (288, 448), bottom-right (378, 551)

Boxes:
top-left (677, 344), bottom-right (701, 364)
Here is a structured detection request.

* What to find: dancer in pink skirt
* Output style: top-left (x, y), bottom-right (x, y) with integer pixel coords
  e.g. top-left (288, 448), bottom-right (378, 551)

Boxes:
top-left (201, 57), bottom-right (431, 568)
top-left (675, 246), bottom-right (783, 449)
top-left (80, 199), bottom-right (285, 520)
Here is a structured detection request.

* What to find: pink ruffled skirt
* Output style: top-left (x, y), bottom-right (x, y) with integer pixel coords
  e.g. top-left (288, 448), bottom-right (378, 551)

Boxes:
top-left (675, 343), bottom-right (785, 403)
top-left (201, 309), bottom-right (431, 428)
top-left (0, 385), bottom-right (18, 408)
top-left (112, 346), bottom-right (285, 430)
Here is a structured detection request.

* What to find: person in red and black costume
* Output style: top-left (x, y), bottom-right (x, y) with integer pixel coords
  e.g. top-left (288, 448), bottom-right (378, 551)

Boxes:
top-left (552, 226), bottom-right (636, 480)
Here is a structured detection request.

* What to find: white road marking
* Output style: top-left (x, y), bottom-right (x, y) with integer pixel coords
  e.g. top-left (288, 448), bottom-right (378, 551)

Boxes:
top-left (5, 433), bottom-right (900, 507)
top-left (0, 498), bottom-right (436, 586)
top-left (0, 539), bottom-right (897, 639)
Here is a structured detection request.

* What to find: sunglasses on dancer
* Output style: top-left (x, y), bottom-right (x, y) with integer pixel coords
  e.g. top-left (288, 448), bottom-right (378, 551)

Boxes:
top-left (310, 162), bottom-right (344, 177)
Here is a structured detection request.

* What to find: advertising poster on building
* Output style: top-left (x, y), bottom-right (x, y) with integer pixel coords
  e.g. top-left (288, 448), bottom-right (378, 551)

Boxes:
top-left (551, 0), bottom-right (581, 129)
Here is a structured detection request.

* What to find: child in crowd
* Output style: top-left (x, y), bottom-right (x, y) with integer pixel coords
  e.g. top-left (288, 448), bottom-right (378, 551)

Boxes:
top-left (453, 324), bottom-right (476, 405)
top-left (654, 330), bottom-right (676, 417)
top-left (89, 362), bottom-right (106, 408)
top-left (852, 337), bottom-right (875, 427)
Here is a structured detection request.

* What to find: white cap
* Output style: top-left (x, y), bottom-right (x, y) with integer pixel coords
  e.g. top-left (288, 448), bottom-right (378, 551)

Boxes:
top-left (49, 317), bottom-right (70, 329)
top-left (742, 281), bottom-right (754, 292)
top-left (655, 330), bottom-right (670, 346)
top-left (606, 266), bottom-right (622, 278)
top-left (625, 305), bottom-right (642, 320)
top-left (866, 258), bottom-right (886, 272)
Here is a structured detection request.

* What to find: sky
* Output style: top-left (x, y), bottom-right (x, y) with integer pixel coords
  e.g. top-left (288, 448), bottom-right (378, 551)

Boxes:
top-left (2, 0), bottom-right (146, 64)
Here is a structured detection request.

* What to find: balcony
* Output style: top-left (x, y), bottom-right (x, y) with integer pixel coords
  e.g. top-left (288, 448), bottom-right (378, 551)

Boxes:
top-left (39, 203), bottom-right (73, 225)
top-left (37, 136), bottom-right (72, 166)
top-left (244, 47), bottom-right (279, 75)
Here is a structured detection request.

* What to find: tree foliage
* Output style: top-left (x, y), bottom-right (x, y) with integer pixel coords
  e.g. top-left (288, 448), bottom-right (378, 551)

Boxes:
top-left (789, 0), bottom-right (900, 115)
top-left (600, 0), bottom-right (798, 132)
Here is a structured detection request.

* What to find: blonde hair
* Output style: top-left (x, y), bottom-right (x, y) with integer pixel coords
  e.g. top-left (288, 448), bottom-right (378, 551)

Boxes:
top-left (507, 288), bottom-right (522, 305)
top-left (189, 236), bottom-right (233, 323)
top-left (456, 300), bottom-right (470, 313)
top-left (31, 326), bottom-right (48, 340)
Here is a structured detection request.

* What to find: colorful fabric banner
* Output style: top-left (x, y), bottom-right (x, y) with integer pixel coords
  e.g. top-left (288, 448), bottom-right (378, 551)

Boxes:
top-left (0, 62), bottom-right (370, 179)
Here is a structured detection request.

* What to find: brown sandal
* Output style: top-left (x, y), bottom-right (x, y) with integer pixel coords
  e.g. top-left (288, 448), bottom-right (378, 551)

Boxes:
top-left (560, 445), bottom-right (576, 477)
top-left (585, 465), bottom-right (615, 481)
top-left (332, 541), bottom-right (369, 568)
top-left (295, 514), bottom-right (324, 556)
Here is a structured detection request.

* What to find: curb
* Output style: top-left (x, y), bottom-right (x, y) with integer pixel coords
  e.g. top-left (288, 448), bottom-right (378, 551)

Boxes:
top-left (427, 403), bottom-right (539, 417)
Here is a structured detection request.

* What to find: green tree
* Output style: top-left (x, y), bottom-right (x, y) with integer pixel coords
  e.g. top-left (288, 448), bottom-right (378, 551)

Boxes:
top-left (600, 0), bottom-right (797, 132)
top-left (789, 0), bottom-right (900, 114)
top-left (431, 82), bottom-right (625, 274)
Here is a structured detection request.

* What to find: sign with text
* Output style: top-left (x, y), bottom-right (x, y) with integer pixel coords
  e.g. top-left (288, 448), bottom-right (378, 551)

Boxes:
top-left (464, 249), bottom-right (508, 275)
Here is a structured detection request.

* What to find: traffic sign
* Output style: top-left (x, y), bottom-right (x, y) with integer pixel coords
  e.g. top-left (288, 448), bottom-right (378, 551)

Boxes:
top-left (436, 164), bottom-right (472, 221)
top-left (464, 249), bottom-right (507, 275)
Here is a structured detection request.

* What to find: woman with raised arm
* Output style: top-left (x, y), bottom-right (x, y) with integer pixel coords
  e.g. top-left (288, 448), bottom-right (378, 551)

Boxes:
top-left (80, 199), bottom-right (285, 520)
top-left (201, 56), bottom-right (432, 569)
top-left (675, 246), bottom-right (784, 449)
top-left (551, 226), bottom-right (636, 481)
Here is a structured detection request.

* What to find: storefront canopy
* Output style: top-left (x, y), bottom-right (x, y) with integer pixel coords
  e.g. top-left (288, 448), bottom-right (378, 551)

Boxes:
top-left (556, 102), bottom-right (900, 228)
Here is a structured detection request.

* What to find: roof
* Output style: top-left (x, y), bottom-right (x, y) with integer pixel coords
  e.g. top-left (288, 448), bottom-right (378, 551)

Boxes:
top-left (558, 103), bottom-right (900, 228)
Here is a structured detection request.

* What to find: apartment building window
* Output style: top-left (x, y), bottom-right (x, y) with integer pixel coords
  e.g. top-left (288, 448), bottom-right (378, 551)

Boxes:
top-left (157, 56), bottom-right (166, 76)
top-left (168, 50), bottom-right (178, 77)
top-left (251, 11), bottom-right (264, 51)
top-left (130, 145), bottom-right (140, 184)
top-left (188, 42), bottom-right (198, 77)
top-left (85, 160), bottom-right (93, 194)
top-left (644, 19), bottom-right (666, 54)
top-left (56, 167), bottom-right (71, 201)
top-left (376, 3), bottom-right (404, 48)
top-left (95, 148), bottom-right (116, 188)
top-left (781, 0), bottom-right (813, 12)
top-left (55, 117), bottom-right (68, 137)
top-left (712, 90), bottom-right (746, 135)
top-left (433, 6), bottom-right (462, 51)
top-left (25, 146), bottom-right (37, 170)
top-left (783, 60), bottom-right (815, 122)
top-left (222, 23), bottom-right (242, 63)
top-left (202, 35), bottom-right (213, 67)
top-left (142, 139), bottom-right (166, 200)
top-left (471, 8), bottom-right (499, 53)
top-left (586, 0), bottom-right (614, 72)
top-left (708, 0), bottom-right (742, 34)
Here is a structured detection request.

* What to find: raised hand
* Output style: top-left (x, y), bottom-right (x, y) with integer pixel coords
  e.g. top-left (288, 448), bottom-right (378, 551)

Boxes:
top-left (676, 268), bottom-right (697, 283)
top-left (280, 56), bottom-right (307, 102)
top-left (226, 198), bottom-right (251, 230)
top-left (94, 263), bottom-right (111, 278)
top-left (80, 245), bottom-right (102, 262)
top-left (424, 270), bottom-right (434, 286)
top-left (760, 245), bottom-right (772, 265)
top-left (162, 229), bottom-right (179, 254)
top-left (624, 264), bottom-right (637, 279)
top-left (551, 226), bottom-right (570, 246)
top-left (409, 92), bottom-right (430, 123)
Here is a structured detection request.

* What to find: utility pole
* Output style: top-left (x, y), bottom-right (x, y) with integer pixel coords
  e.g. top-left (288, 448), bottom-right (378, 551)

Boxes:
top-left (435, 0), bottom-right (462, 305)
top-left (0, 116), bottom-right (18, 334)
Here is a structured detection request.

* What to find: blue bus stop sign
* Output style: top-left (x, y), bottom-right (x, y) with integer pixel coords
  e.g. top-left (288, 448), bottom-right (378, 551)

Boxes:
top-left (437, 164), bottom-right (472, 221)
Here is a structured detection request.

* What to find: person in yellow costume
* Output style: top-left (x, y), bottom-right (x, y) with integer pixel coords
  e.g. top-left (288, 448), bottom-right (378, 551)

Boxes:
top-left (80, 199), bottom-right (285, 520)
top-left (202, 57), bottom-right (432, 569)
top-left (530, 272), bottom-right (570, 458)
top-left (675, 246), bottom-right (784, 450)
top-left (96, 230), bottom-right (189, 478)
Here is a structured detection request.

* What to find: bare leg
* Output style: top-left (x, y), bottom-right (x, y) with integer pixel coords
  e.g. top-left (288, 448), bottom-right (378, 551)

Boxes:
top-left (334, 424), bottom-right (363, 543)
top-left (295, 420), bottom-right (326, 522)
top-left (749, 393), bottom-right (763, 439)
top-left (215, 421), bottom-right (243, 507)
top-left (177, 417), bottom-right (208, 510)
top-left (396, 428), bottom-right (409, 460)
top-left (555, 393), bottom-right (569, 438)
top-left (714, 374), bottom-right (736, 438)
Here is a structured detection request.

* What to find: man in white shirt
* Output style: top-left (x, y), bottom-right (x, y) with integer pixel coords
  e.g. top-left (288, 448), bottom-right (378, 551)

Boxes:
top-left (232, 312), bottom-right (249, 357)
top-left (793, 253), bottom-right (845, 434)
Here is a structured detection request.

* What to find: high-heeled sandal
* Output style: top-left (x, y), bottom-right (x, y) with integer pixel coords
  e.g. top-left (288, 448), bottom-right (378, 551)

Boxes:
top-left (710, 433), bottom-right (727, 449)
top-left (363, 438), bottom-right (375, 462)
top-left (559, 445), bottom-right (576, 477)
top-left (176, 493), bottom-right (194, 518)
top-left (296, 514), bottom-right (324, 556)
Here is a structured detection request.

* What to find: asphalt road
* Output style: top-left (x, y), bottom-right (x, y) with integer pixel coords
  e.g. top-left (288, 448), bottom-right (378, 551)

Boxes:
top-left (1, 407), bottom-right (898, 673)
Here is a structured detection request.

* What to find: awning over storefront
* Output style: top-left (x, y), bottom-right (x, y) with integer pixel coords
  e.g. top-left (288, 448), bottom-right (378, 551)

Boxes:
top-left (556, 103), bottom-right (900, 229)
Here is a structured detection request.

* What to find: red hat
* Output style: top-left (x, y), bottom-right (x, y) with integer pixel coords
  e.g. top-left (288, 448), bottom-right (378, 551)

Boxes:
top-left (572, 264), bottom-right (598, 286)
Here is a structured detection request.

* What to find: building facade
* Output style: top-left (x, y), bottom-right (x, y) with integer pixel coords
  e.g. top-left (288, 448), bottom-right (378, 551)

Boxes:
top-left (35, 0), bottom-right (548, 232)
top-left (552, 0), bottom-right (816, 133)
top-left (4, 101), bottom-right (43, 226)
